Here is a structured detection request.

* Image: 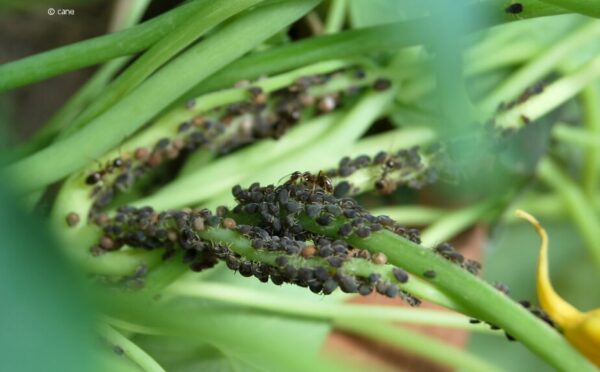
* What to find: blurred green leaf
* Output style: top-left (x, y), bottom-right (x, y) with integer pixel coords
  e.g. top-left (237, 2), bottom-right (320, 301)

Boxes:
top-left (0, 181), bottom-right (98, 371)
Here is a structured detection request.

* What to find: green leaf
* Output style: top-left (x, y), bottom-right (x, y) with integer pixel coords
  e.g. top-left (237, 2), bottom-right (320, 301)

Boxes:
top-left (6, 0), bottom-right (320, 194)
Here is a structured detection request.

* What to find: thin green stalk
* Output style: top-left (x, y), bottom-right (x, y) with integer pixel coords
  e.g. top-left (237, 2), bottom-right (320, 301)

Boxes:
top-left (0, 0), bottom-right (209, 91)
top-left (494, 53), bottom-right (600, 129)
top-left (98, 324), bottom-right (166, 372)
top-left (300, 217), bottom-right (597, 371)
top-left (168, 282), bottom-right (496, 334)
top-left (553, 124), bottom-right (600, 147)
top-left (185, 1), bottom-right (568, 99)
top-left (369, 206), bottom-right (449, 226)
top-left (507, 192), bottom-right (600, 222)
top-left (57, 0), bottom-right (265, 140)
top-left (325, 0), bottom-right (347, 34)
top-left (537, 158), bottom-right (600, 268)
top-left (7, 0), bottom-right (319, 194)
top-left (109, 0), bottom-right (152, 32)
top-left (581, 86), bottom-right (600, 196)
top-left (335, 320), bottom-right (502, 372)
top-left (479, 21), bottom-right (600, 116)
top-left (537, 0), bottom-right (600, 17)
top-left (420, 200), bottom-right (498, 247)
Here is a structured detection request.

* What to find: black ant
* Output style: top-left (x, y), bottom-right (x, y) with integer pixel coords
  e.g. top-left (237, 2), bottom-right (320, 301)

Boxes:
top-left (285, 171), bottom-right (333, 194)
top-left (84, 156), bottom-right (128, 185)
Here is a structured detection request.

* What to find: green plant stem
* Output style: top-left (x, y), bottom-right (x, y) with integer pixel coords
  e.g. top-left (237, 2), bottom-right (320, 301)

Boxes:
top-left (369, 206), bottom-right (449, 226)
top-left (480, 21), bottom-right (600, 116)
top-left (299, 217), bottom-right (596, 371)
top-left (420, 200), bottom-right (498, 247)
top-left (7, 0), bottom-right (319, 194)
top-left (109, 0), bottom-right (152, 32)
top-left (581, 86), bottom-right (600, 196)
top-left (335, 320), bottom-right (502, 372)
top-left (325, 0), bottom-right (347, 33)
top-left (168, 282), bottom-right (496, 333)
top-left (494, 53), bottom-right (600, 129)
top-left (98, 324), bottom-right (166, 372)
top-left (552, 124), bottom-right (600, 147)
top-left (537, 158), bottom-right (600, 268)
top-left (0, 0), bottom-right (209, 91)
top-left (537, 0), bottom-right (600, 17)
top-left (185, 1), bottom-right (568, 99)
top-left (57, 0), bottom-right (264, 141)
top-left (507, 192), bottom-right (600, 222)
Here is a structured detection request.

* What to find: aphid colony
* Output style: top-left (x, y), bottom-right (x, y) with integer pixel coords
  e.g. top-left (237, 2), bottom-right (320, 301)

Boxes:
top-left (324, 146), bottom-right (439, 197)
top-left (82, 67), bottom-right (383, 219)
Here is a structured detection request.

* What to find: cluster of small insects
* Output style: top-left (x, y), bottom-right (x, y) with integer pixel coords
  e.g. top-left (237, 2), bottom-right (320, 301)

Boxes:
top-left (91, 171), bottom-right (430, 305)
top-left (494, 81), bottom-right (545, 126)
top-left (80, 67), bottom-right (384, 220)
top-left (434, 242), bottom-right (481, 276)
top-left (315, 146), bottom-right (440, 200)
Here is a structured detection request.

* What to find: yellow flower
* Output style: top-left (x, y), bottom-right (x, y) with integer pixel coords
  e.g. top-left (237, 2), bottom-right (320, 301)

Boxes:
top-left (516, 209), bottom-right (600, 367)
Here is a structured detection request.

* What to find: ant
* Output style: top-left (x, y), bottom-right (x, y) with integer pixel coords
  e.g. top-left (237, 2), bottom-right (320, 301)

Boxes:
top-left (285, 171), bottom-right (333, 194)
top-left (84, 155), bottom-right (129, 185)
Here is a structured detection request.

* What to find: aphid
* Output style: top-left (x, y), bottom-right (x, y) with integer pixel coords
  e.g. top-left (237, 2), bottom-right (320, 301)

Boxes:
top-left (85, 171), bottom-right (103, 185)
top-left (322, 279), bottom-right (338, 295)
top-left (239, 261), bottom-right (253, 277)
top-left (469, 319), bottom-right (481, 324)
top-left (301, 245), bottom-right (317, 258)
top-left (356, 226), bottom-right (370, 238)
top-left (275, 256), bottom-right (288, 267)
top-left (423, 270), bottom-right (436, 279)
top-left (326, 256), bottom-right (344, 268)
top-left (333, 181), bottom-right (351, 198)
top-left (222, 218), bottom-right (237, 230)
top-left (317, 95), bottom-right (336, 112)
top-left (66, 212), bottom-right (80, 227)
top-left (100, 236), bottom-right (115, 250)
top-left (373, 78), bottom-right (392, 91)
top-left (358, 284), bottom-right (373, 296)
top-left (316, 215), bottom-right (332, 226)
top-left (338, 223), bottom-right (353, 237)
top-left (371, 252), bottom-right (387, 265)
top-left (392, 268), bottom-right (409, 283)
top-left (192, 217), bottom-right (205, 231)
top-left (505, 2), bottom-right (523, 14)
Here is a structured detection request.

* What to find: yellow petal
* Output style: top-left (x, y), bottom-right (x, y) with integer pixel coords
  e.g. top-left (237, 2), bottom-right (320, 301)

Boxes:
top-left (516, 209), bottom-right (600, 367)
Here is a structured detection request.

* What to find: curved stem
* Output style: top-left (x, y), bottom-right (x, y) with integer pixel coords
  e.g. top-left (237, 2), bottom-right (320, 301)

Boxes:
top-left (325, 0), bottom-right (347, 34)
top-left (300, 217), bottom-right (597, 371)
top-left (420, 200), bottom-right (498, 247)
top-left (98, 324), bottom-right (166, 372)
